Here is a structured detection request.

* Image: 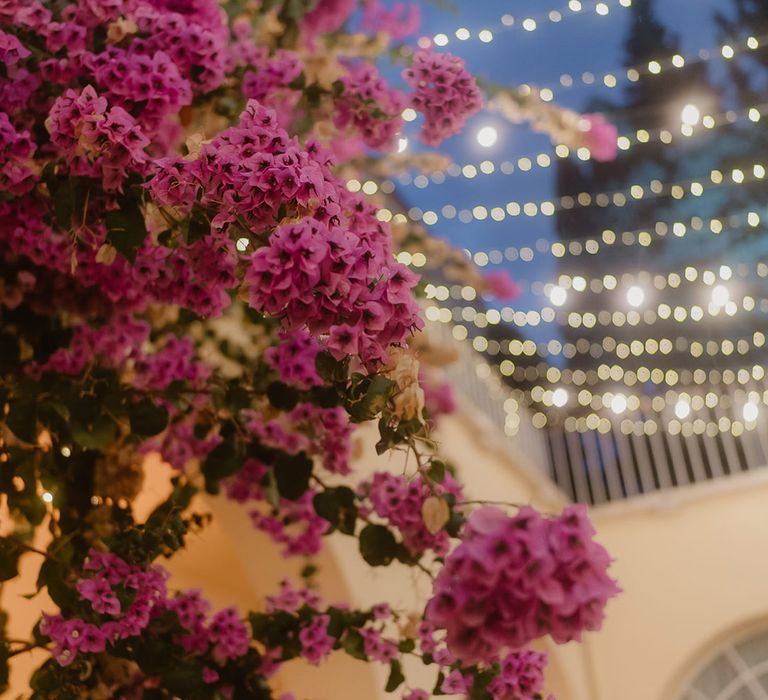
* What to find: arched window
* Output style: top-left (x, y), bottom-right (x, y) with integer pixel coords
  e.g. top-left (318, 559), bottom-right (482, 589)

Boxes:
top-left (681, 629), bottom-right (768, 700)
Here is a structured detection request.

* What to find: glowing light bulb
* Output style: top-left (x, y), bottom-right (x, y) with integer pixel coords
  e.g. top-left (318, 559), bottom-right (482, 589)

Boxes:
top-left (712, 285), bottom-right (729, 306)
top-left (550, 286), bottom-right (568, 306)
top-left (611, 394), bottom-right (628, 414)
top-left (675, 400), bottom-right (691, 419)
top-left (743, 401), bottom-right (759, 422)
top-left (552, 388), bottom-right (569, 408)
top-left (42, 491), bottom-right (53, 503)
top-left (476, 126), bottom-right (498, 148)
top-left (626, 285), bottom-right (645, 307)
top-left (680, 103), bottom-right (701, 126)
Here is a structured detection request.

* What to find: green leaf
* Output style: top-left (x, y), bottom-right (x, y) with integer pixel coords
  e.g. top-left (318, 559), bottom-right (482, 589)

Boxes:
top-left (266, 381), bottom-right (299, 411)
top-left (445, 509), bottom-right (466, 538)
top-left (130, 398), bottom-right (169, 437)
top-left (358, 524), bottom-right (398, 567)
top-left (186, 210), bottom-right (209, 243)
top-left (106, 199), bottom-right (147, 264)
top-left (398, 638), bottom-right (415, 653)
top-left (202, 437), bottom-right (239, 492)
top-left (341, 628), bottom-right (367, 660)
top-left (288, 72), bottom-right (306, 90)
top-left (5, 399), bottom-right (37, 444)
top-left (385, 660), bottom-right (405, 693)
top-left (427, 460), bottom-right (446, 483)
top-left (433, 671), bottom-right (446, 695)
top-left (70, 415), bottom-right (117, 450)
top-left (0, 640), bottom-right (8, 695)
top-left (315, 351), bottom-right (348, 384)
top-left (0, 538), bottom-right (21, 581)
top-left (45, 401), bottom-right (70, 422)
top-left (346, 375), bottom-right (394, 423)
top-left (36, 557), bottom-right (77, 609)
top-left (160, 660), bottom-right (204, 695)
top-left (313, 486), bottom-right (357, 535)
top-left (273, 452), bottom-right (313, 501)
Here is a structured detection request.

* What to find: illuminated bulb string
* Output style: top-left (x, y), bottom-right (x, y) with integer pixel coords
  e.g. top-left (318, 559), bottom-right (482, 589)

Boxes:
top-left (428, 319), bottom-right (768, 436)
top-left (426, 290), bottom-right (767, 329)
top-left (476, 326), bottom-right (768, 363)
top-left (540, 403), bottom-right (765, 437)
top-left (445, 209), bottom-right (765, 265)
top-left (520, 377), bottom-right (768, 412)
top-left (428, 0), bottom-right (632, 49)
top-left (523, 34), bottom-right (764, 101)
top-left (439, 308), bottom-right (768, 359)
top-left (458, 255), bottom-right (768, 300)
top-left (408, 162), bottom-right (768, 226)
top-left (391, 101), bottom-right (767, 188)
top-left (440, 316), bottom-right (768, 389)
top-left (521, 386), bottom-right (768, 438)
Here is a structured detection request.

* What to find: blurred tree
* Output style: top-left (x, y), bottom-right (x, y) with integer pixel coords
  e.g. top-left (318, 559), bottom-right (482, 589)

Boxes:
top-left (537, 0), bottom-right (768, 501)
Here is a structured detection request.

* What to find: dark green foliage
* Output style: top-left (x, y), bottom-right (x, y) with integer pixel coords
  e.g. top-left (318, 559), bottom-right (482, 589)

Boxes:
top-left (312, 486), bottom-right (357, 534)
top-left (273, 452), bottom-right (313, 500)
top-left (358, 524), bottom-right (399, 566)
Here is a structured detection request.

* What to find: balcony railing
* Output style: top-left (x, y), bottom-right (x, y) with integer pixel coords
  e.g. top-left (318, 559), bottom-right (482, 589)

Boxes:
top-left (427, 320), bottom-right (768, 505)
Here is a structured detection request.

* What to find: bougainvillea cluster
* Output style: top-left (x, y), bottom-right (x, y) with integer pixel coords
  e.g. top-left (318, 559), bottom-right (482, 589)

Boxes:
top-left (426, 505), bottom-right (620, 663)
top-left (403, 49), bottom-right (483, 146)
top-left (360, 470), bottom-right (463, 556)
top-left (335, 64), bottom-right (406, 150)
top-left (41, 549), bottom-right (252, 669)
top-left (0, 1), bottom-right (617, 698)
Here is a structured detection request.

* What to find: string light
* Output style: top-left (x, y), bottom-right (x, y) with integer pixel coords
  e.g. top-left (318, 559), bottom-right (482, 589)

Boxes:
top-left (427, 0), bottom-right (632, 49)
top-left (512, 34), bottom-right (765, 101)
top-left (406, 162), bottom-right (768, 226)
top-left (476, 125), bottom-right (498, 147)
top-left (426, 286), bottom-right (763, 331)
top-left (610, 394), bottom-right (628, 414)
top-left (711, 284), bottom-right (730, 307)
top-left (626, 285), bottom-right (645, 307)
top-left (675, 400), bottom-right (691, 419)
top-left (550, 285), bottom-right (568, 306)
top-left (446, 210), bottom-right (763, 265)
top-left (681, 103), bottom-right (701, 126)
top-left (427, 319), bottom-right (768, 436)
top-left (743, 401), bottom-right (759, 422)
top-left (439, 313), bottom-right (768, 393)
top-left (425, 258), bottom-right (767, 309)
top-left (391, 102), bottom-right (767, 187)
top-left (552, 387), bottom-right (569, 407)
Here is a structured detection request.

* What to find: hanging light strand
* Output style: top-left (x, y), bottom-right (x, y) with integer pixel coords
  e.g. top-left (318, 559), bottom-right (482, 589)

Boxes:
top-left (425, 289), bottom-right (766, 329)
top-left (427, 320), bottom-right (768, 436)
top-left (425, 209), bottom-right (763, 266)
top-left (406, 162), bottom-right (767, 226)
top-left (525, 34), bottom-right (765, 101)
top-left (424, 257), bottom-right (768, 303)
top-left (387, 100), bottom-right (767, 189)
top-left (427, 0), bottom-right (632, 49)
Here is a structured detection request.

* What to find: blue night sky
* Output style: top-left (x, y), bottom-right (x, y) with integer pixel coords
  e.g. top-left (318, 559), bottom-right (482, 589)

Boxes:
top-left (389, 0), bottom-right (737, 343)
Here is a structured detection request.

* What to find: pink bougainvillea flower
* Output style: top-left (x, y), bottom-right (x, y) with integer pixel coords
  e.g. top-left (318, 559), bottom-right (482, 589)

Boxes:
top-left (582, 112), bottom-right (618, 162)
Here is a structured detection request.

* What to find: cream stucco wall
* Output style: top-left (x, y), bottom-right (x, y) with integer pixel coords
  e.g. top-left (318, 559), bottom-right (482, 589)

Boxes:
top-left (586, 470), bottom-right (768, 700)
